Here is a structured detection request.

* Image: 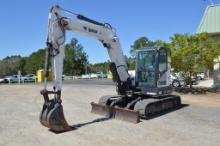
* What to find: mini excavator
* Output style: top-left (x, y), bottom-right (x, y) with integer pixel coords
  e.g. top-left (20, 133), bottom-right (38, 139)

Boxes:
top-left (40, 5), bottom-right (181, 132)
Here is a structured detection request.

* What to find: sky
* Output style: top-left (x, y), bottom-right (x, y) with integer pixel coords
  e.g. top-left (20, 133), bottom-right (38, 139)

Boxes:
top-left (0, 0), bottom-right (218, 63)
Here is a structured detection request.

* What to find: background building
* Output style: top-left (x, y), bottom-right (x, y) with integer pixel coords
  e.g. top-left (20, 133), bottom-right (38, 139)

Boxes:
top-left (197, 4), bottom-right (220, 88)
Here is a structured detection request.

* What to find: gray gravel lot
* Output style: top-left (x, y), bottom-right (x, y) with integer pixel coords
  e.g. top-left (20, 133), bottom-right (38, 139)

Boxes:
top-left (0, 80), bottom-right (220, 146)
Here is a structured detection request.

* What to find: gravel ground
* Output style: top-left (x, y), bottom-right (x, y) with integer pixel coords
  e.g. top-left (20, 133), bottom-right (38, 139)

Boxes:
top-left (0, 82), bottom-right (220, 146)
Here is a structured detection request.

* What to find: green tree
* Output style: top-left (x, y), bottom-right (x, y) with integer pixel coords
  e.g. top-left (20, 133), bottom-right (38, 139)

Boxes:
top-left (64, 44), bottom-right (75, 75)
top-left (129, 36), bottom-right (166, 70)
top-left (127, 57), bottom-right (136, 70)
top-left (24, 49), bottom-right (45, 74)
top-left (22, 38), bottom-right (88, 76)
top-left (90, 61), bottom-right (110, 74)
top-left (63, 38), bottom-right (88, 75)
top-left (168, 33), bottom-right (210, 88)
top-left (130, 37), bottom-right (154, 56)
top-left (197, 36), bottom-right (220, 73)
top-left (0, 55), bottom-right (24, 76)
top-left (18, 57), bottom-right (27, 74)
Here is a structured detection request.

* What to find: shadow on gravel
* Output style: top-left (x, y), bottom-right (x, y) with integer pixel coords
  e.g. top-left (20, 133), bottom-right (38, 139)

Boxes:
top-left (144, 104), bottom-right (189, 120)
top-left (49, 127), bottom-right (76, 134)
top-left (49, 117), bottom-right (110, 134)
top-left (72, 117), bottom-right (110, 128)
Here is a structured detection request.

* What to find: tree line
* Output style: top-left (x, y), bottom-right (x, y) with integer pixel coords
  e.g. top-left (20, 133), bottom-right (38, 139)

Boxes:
top-left (0, 38), bottom-right (113, 77)
top-left (0, 38), bottom-right (89, 76)
top-left (1, 33), bottom-right (220, 85)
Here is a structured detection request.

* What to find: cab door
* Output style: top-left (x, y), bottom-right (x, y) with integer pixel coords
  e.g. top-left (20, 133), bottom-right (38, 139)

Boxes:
top-left (157, 47), bottom-right (169, 88)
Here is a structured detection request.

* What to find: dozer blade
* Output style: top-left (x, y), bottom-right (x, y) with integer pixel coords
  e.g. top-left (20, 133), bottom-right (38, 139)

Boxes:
top-left (113, 107), bottom-right (140, 123)
top-left (91, 102), bottom-right (113, 118)
top-left (40, 100), bottom-right (72, 132)
top-left (91, 102), bottom-right (140, 123)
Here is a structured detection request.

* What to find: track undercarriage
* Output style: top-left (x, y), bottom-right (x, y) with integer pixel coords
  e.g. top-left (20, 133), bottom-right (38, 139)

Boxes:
top-left (91, 93), bottom-right (181, 123)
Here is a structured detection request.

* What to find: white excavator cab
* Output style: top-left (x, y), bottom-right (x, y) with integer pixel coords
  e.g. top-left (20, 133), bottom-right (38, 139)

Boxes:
top-left (135, 47), bottom-right (172, 96)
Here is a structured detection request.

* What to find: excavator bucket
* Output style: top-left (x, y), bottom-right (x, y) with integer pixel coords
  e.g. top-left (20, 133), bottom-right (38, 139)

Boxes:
top-left (40, 99), bottom-right (72, 132)
top-left (91, 102), bottom-right (140, 123)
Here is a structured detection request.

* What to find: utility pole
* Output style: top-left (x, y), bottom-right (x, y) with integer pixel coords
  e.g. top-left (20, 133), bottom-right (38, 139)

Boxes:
top-left (18, 70), bottom-right (21, 84)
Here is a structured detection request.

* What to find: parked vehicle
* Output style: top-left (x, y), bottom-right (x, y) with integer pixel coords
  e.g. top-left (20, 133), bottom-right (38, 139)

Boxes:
top-left (171, 74), bottom-right (186, 87)
top-left (62, 75), bottom-right (73, 80)
top-left (4, 75), bottom-right (20, 83)
top-left (3, 74), bottom-right (36, 83)
top-left (96, 72), bottom-right (106, 78)
top-left (197, 72), bottom-right (205, 80)
top-left (0, 78), bottom-right (7, 83)
top-left (80, 72), bottom-right (107, 79)
top-left (171, 72), bottom-right (199, 87)
top-left (81, 74), bottom-right (91, 79)
top-left (90, 73), bottom-right (98, 78)
top-left (23, 74), bottom-right (37, 82)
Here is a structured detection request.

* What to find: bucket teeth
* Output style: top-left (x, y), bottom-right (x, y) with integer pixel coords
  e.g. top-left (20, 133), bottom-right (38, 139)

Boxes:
top-left (40, 100), bottom-right (72, 132)
top-left (91, 102), bottom-right (140, 123)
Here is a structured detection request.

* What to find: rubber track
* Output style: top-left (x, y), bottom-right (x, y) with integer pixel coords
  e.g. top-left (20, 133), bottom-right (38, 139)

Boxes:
top-left (134, 95), bottom-right (181, 119)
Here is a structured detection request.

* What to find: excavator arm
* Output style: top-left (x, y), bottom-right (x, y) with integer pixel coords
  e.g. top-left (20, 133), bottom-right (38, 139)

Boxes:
top-left (46, 5), bottom-right (130, 94)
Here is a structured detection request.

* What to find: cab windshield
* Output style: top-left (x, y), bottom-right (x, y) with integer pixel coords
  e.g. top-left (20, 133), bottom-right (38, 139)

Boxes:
top-left (137, 50), bottom-right (156, 86)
